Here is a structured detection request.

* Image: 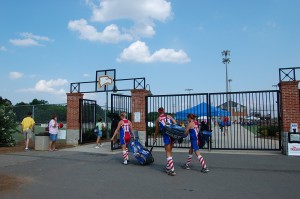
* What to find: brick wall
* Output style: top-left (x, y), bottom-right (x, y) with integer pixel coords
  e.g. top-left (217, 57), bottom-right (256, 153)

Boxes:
top-left (131, 89), bottom-right (149, 131)
top-left (66, 93), bottom-right (84, 130)
top-left (279, 81), bottom-right (300, 132)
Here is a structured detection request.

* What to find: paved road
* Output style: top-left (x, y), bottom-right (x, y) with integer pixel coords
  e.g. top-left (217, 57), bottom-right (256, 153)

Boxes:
top-left (0, 145), bottom-right (300, 199)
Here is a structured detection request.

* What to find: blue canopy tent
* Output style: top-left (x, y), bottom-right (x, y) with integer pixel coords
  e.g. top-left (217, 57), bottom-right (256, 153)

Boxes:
top-left (175, 102), bottom-right (230, 120)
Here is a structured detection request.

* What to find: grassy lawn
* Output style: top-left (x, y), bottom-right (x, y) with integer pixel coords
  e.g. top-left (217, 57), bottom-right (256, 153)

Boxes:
top-left (13, 125), bottom-right (67, 144)
top-left (243, 125), bottom-right (258, 135)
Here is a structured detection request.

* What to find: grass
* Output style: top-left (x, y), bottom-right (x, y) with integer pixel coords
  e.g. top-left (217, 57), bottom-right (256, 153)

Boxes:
top-left (243, 125), bottom-right (258, 135)
top-left (13, 125), bottom-right (67, 144)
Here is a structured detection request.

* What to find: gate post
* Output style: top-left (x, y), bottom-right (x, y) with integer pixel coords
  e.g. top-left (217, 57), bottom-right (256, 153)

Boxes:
top-left (66, 93), bottom-right (84, 146)
top-left (279, 81), bottom-right (300, 132)
top-left (131, 89), bottom-right (149, 145)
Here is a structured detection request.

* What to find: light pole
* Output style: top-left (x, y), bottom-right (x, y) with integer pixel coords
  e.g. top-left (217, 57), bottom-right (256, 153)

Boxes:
top-left (228, 79), bottom-right (232, 92)
top-left (146, 84), bottom-right (152, 96)
top-left (185, 88), bottom-right (193, 108)
top-left (185, 88), bottom-right (193, 94)
top-left (272, 84), bottom-right (279, 89)
top-left (222, 50), bottom-right (231, 111)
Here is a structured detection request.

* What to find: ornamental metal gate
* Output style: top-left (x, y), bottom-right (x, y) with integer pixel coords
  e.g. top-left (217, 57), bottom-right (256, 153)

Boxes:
top-left (146, 90), bottom-right (281, 150)
top-left (79, 99), bottom-right (97, 144)
top-left (111, 94), bottom-right (132, 150)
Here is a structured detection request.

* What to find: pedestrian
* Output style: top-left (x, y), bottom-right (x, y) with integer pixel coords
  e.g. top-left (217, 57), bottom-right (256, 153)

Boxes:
top-left (154, 107), bottom-right (177, 176)
top-left (182, 114), bottom-right (209, 173)
top-left (95, 117), bottom-right (105, 148)
top-left (20, 112), bottom-right (35, 151)
top-left (111, 112), bottom-right (134, 165)
top-left (48, 115), bottom-right (59, 151)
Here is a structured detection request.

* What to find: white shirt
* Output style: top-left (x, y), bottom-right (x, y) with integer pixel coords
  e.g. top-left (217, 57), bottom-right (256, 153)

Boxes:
top-left (49, 119), bottom-right (58, 134)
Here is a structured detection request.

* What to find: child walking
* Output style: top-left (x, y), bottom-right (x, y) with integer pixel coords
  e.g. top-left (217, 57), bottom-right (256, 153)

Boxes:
top-left (182, 114), bottom-right (209, 173)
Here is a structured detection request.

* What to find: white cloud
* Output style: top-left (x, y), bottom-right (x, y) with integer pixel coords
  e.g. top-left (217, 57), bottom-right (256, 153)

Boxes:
top-left (9, 72), bottom-right (24, 79)
top-left (83, 73), bottom-right (90, 77)
top-left (10, 38), bottom-right (41, 47)
top-left (117, 40), bottom-right (190, 63)
top-left (69, 0), bottom-right (172, 43)
top-left (9, 32), bottom-right (53, 47)
top-left (20, 32), bottom-right (52, 41)
top-left (68, 19), bottom-right (132, 43)
top-left (0, 46), bottom-right (8, 51)
top-left (18, 79), bottom-right (68, 96)
top-left (90, 0), bottom-right (171, 22)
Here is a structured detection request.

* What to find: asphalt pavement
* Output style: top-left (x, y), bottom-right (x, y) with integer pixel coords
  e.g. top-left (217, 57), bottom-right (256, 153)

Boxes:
top-left (0, 143), bottom-right (300, 199)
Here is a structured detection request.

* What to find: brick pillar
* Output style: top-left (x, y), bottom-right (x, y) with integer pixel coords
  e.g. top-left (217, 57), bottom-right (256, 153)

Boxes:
top-left (66, 93), bottom-right (84, 145)
top-left (279, 81), bottom-right (300, 132)
top-left (131, 89), bottom-right (149, 145)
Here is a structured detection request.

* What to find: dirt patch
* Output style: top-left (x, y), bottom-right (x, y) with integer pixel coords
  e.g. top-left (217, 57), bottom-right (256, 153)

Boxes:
top-left (0, 174), bottom-right (19, 194)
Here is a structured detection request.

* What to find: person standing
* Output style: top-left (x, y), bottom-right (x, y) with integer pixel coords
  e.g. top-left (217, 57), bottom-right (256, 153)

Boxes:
top-left (182, 114), bottom-right (209, 173)
top-left (95, 117), bottom-right (105, 148)
top-left (111, 112), bottom-right (133, 165)
top-left (21, 112), bottom-right (35, 151)
top-left (154, 107), bottom-right (177, 176)
top-left (49, 115), bottom-right (59, 151)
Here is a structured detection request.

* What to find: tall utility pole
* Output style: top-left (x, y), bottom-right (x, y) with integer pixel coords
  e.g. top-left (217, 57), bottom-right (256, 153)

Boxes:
top-left (185, 88), bottom-right (193, 108)
top-left (222, 50), bottom-right (231, 111)
top-left (228, 79), bottom-right (232, 92)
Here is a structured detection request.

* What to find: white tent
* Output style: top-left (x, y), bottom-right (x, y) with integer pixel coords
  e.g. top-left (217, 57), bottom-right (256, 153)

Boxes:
top-left (245, 116), bottom-right (260, 121)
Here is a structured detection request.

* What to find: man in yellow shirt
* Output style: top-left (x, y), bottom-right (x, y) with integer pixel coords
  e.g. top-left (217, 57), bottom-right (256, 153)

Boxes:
top-left (21, 112), bottom-right (35, 151)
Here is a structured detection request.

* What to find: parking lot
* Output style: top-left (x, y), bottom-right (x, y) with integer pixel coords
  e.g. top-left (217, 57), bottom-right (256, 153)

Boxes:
top-left (0, 144), bottom-right (300, 199)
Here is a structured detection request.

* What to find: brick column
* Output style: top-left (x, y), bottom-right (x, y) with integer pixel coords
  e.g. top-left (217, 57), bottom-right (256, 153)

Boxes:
top-left (66, 93), bottom-right (84, 145)
top-left (131, 89), bottom-right (149, 145)
top-left (279, 81), bottom-right (300, 132)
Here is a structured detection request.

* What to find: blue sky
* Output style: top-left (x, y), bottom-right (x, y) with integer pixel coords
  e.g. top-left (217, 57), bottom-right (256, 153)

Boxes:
top-left (0, 0), bottom-right (299, 106)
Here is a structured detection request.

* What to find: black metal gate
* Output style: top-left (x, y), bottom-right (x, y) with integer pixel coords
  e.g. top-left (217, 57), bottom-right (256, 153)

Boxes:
top-left (146, 90), bottom-right (281, 150)
top-left (111, 94), bottom-right (132, 150)
top-left (79, 99), bottom-right (97, 144)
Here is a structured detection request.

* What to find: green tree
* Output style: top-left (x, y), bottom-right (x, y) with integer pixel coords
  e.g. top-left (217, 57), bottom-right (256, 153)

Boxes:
top-left (0, 105), bottom-right (17, 146)
top-left (30, 99), bottom-right (49, 105)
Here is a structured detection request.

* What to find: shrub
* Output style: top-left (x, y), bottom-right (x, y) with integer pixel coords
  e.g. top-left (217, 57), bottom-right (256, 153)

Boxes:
top-left (257, 125), bottom-right (279, 137)
top-left (0, 105), bottom-right (17, 146)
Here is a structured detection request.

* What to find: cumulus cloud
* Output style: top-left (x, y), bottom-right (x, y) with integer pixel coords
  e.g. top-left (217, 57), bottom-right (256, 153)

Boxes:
top-left (0, 46), bottom-right (8, 52)
top-left (9, 32), bottom-right (53, 47)
top-left (18, 79), bottom-right (68, 95)
top-left (9, 72), bottom-right (24, 79)
top-left (117, 40), bottom-right (190, 63)
top-left (69, 0), bottom-right (172, 42)
top-left (91, 0), bottom-right (171, 38)
top-left (68, 19), bottom-right (132, 43)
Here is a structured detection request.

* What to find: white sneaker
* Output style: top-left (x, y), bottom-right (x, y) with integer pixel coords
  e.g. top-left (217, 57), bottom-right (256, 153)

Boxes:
top-left (123, 160), bottom-right (128, 165)
top-left (95, 146), bottom-right (100, 149)
top-left (100, 144), bottom-right (103, 147)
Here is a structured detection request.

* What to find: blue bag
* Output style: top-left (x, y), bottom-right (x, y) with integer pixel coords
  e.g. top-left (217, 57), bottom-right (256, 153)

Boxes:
top-left (198, 130), bottom-right (212, 149)
top-left (129, 139), bottom-right (154, 165)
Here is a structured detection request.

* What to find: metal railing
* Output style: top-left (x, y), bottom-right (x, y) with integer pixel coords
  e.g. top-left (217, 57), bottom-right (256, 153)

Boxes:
top-left (279, 67), bottom-right (300, 82)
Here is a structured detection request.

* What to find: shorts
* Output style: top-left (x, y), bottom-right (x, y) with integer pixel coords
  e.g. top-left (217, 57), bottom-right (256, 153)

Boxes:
top-left (120, 132), bottom-right (131, 145)
top-left (190, 139), bottom-right (200, 151)
top-left (49, 133), bottom-right (58, 142)
top-left (97, 130), bottom-right (103, 137)
top-left (23, 129), bottom-right (33, 139)
top-left (163, 133), bottom-right (174, 146)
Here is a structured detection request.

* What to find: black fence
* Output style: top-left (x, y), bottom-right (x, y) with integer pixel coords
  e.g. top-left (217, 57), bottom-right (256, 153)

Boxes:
top-left (79, 99), bottom-right (97, 144)
top-left (4, 104), bottom-right (67, 124)
top-left (146, 90), bottom-right (281, 150)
